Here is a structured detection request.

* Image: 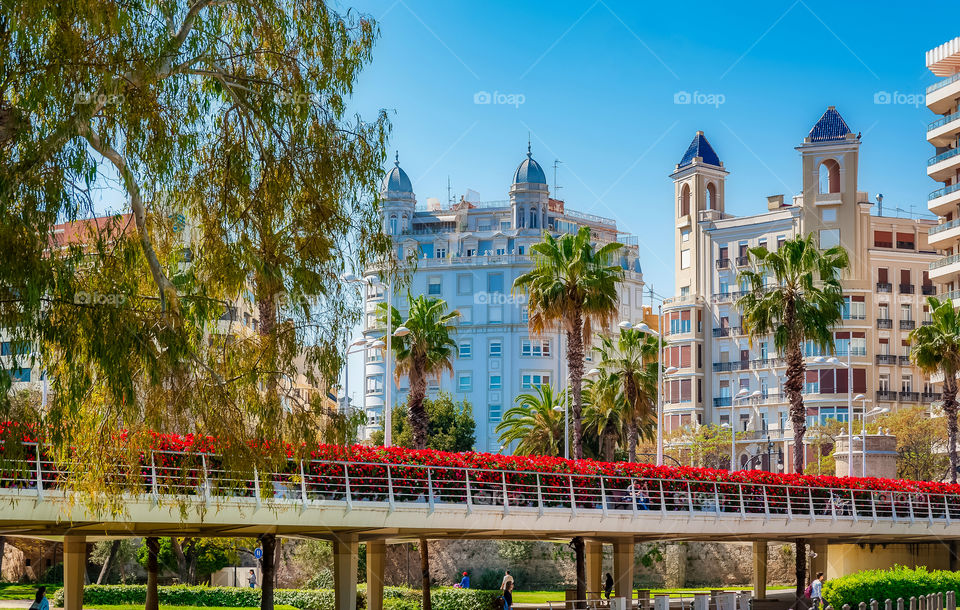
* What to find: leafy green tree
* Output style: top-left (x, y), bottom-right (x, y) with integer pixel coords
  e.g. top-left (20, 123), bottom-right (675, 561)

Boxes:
top-left (909, 296), bottom-right (960, 483)
top-left (879, 406), bottom-right (950, 481)
top-left (583, 370), bottom-right (624, 462)
top-left (594, 328), bottom-right (659, 461)
top-left (137, 537), bottom-right (238, 585)
top-left (673, 424), bottom-right (732, 470)
top-left (371, 392), bottom-right (476, 452)
top-left (497, 384), bottom-right (567, 456)
top-left (737, 233), bottom-right (848, 597)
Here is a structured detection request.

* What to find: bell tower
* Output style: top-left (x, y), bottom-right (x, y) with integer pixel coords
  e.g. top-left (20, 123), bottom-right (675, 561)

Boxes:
top-left (670, 131), bottom-right (728, 299)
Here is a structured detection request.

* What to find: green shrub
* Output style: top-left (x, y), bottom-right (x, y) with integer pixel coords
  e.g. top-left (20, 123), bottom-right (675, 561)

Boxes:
top-left (822, 566), bottom-right (960, 609)
top-left (432, 588), bottom-right (500, 610)
top-left (384, 598), bottom-right (421, 610)
top-left (51, 584), bottom-right (366, 610)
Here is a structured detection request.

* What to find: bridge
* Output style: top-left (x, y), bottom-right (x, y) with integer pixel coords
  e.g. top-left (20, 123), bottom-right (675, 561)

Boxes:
top-left (2, 447), bottom-right (958, 610)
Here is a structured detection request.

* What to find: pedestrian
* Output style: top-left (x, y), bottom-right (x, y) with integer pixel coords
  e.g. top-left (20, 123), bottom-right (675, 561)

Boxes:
top-left (604, 572), bottom-right (614, 600)
top-left (28, 586), bottom-right (49, 610)
top-left (459, 571), bottom-right (470, 589)
top-left (503, 581), bottom-right (514, 610)
top-left (248, 569), bottom-right (257, 589)
top-left (807, 572), bottom-right (825, 609)
top-left (500, 570), bottom-right (514, 591)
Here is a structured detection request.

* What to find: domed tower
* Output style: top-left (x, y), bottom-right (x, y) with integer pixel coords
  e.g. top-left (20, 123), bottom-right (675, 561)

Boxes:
top-left (381, 152), bottom-right (416, 236)
top-left (510, 144), bottom-right (550, 231)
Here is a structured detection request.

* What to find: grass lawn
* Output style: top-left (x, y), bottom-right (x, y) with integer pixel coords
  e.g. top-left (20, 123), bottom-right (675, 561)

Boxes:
top-left (0, 583), bottom-right (60, 600)
top-left (83, 606), bottom-right (300, 610)
top-left (511, 587), bottom-right (792, 603)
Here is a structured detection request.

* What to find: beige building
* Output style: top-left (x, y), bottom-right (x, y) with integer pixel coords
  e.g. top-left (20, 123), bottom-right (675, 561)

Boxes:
top-left (926, 37), bottom-right (960, 300)
top-left (663, 107), bottom-right (940, 472)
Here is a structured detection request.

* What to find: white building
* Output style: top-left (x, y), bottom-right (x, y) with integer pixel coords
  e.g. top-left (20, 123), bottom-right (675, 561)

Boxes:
top-left (361, 149), bottom-right (648, 451)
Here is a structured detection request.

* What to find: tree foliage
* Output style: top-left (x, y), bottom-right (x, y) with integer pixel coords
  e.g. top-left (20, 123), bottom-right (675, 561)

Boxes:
top-left (878, 406), bottom-right (949, 481)
top-left (371, 392), bottom-right (476, 453)
top-left (136, 537), bottom-right (239, 585)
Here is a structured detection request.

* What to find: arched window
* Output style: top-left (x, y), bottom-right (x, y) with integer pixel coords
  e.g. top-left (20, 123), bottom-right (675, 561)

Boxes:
top-left (706, 182), bottom-right (717, 210)
top-left (517, 207), bottom-right (525, 228)
top-left (401, 214), bottom-right (409, 232)
top-left (680, 184), bottom-right (691, 216)
top-left (819, 159), bottom-right (841, 194)
top-left (529, 207), bottom-right (538, 229)
top-left (389, 214), bottom-right (398, 235)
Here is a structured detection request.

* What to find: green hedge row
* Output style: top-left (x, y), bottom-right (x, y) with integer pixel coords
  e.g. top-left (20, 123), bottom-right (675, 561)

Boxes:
top-left (52, 584), bottom-right (499, 610)
top-left (823, 566), bottom-right (960, 609)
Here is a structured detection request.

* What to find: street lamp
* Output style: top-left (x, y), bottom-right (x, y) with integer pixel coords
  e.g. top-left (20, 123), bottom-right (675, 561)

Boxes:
top-left (854, 402), bottom-right (888, 477)
top-left (340, 337), bottom-right (376, 413)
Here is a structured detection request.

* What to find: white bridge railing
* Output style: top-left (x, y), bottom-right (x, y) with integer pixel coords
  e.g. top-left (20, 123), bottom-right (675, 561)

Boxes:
top-left (2, 447), bottom-right (959, 525)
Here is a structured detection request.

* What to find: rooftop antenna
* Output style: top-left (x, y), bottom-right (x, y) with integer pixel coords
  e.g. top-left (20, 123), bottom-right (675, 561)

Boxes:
top-left (447, 175), bottom-right (453, 207)
top-left (876, 193), bottom-right (883, 217)
top-left (553, 159), bottom-right (564, 196)
top-left (527, 132), bottom-right (532, 157)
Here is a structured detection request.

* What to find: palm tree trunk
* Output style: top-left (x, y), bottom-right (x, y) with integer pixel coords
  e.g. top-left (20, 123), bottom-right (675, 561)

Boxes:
top-left (794, 539), bottom-right (806, 598)
top-left (260, 534), bottom-right (277, 610)
top-left (627, 421), bottom-right (638, 463)
top-left (785, 341), bottom-right (806, 475)
top-left (572, 536), bottom-right (586, 609)
top-left (96, 540), bottom-right (121, 584)
top-left (145, 537), bottom-right (160, 610)
top-left (408, 363), bottom-right (428, 450)
top-left (603, 425), bottom-right (616, 462)
top-left (419, 538), bottom-right (432, 610)
top-left (944, 375), bottom-right (959, 484)
top-left (567, 307), bottom-right (586, 460)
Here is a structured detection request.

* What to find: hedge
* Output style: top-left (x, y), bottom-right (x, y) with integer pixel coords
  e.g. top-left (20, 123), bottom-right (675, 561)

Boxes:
top-left (822, 566), bottom-right (960, 609)
top-left (51, 584), bottom-right (499, 610)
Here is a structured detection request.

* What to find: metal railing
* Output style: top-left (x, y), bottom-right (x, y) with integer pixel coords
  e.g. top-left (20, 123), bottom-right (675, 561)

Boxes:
top-left (928, 71), bottom-right (960, 94)
top-left (929, 110), bottom-right (960, 131)
top-left (928, 147), bottom-right (960, 167)
top-left (929, 182), bottom-right (960, 202)
top-left (929, 217), bottom-right (960, 235)
top-left (5, 446), bottom-right (960, 527)
top-left (930, 252), bottom-right (960, 270)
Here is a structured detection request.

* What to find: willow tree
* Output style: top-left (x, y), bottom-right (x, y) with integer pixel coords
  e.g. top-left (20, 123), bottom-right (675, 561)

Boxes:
top-left (2, 4), bottom-right (390, 607)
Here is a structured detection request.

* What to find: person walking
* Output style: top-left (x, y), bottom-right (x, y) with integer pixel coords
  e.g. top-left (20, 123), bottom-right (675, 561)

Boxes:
top-left (503, 581), bottom-right (514, 610)
top-left (603, 572), bottom-right (614, 600)
top-left (808, 572), bottom-right (825, 609)
top-left (459, 571), bottom-right (470, 589)
top-left (500, 570), bottom-right (514, 591)
top-left (28, 586), bottom-right (49, 610)
top-left (248, 569), bottom-right (257, 588)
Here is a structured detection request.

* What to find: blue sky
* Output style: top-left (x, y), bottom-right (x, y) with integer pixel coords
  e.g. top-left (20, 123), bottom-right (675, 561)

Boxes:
top-left (347, 0), bottom-right (959, 298)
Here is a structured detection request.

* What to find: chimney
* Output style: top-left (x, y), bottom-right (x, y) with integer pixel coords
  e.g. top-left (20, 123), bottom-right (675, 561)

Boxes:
top-left (767, 194), bottom-right (785, 210)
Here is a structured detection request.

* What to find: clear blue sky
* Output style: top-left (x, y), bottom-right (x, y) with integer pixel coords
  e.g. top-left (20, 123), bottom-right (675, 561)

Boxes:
top-left (347, 0), bottom-right (959, 298)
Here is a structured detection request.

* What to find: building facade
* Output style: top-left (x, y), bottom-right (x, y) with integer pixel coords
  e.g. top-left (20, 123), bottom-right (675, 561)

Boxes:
top-left (926, 37), bottom-right (960, 300)
top-left (663, 108), bottom-right (940, 472)
top-left (362, 149), bottom-right (648, 451)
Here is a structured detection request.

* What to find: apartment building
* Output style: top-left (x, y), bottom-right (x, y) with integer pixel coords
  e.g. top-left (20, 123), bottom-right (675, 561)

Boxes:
top-left (663, 108), bottom-right (939, 472)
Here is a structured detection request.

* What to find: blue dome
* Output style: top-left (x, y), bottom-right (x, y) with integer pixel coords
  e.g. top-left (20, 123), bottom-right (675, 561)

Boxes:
top-left (513, 148), bottom-right (547, 185)
top-left (382, 154), bottom-right (413, 193)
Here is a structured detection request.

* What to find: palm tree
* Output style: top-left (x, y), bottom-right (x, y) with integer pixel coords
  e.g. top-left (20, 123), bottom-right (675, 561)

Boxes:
top-left (513, 225), bottom-right (622, 608)
top-left (496, 383), bottom-right (567, 456)
top-left (737, 233), bottom-right (848, 597)
top-left (909, 296), bottom-right (960, 484)
top-left (594, 328), bottom-right (659, 462)
top-left (377, 294), bottom-right (458, 610)
top-left (583, 370), bottom-right (625, 462)
top-left (377, 294), bottom-right (459, 450)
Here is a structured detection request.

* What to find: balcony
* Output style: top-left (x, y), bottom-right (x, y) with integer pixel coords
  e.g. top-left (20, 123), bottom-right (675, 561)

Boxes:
top-left (735, 256), bottom-right (749, 267)
top-left (874, 241), bottom-right (893, 249)
top-left (923, 285), bottom-right (937, 295)
top-left (900, 391), bottom-right (920, 402)
top-left (876, 282), bottom-right (892, 293)
top-left (877, 318), bottom-right (893, 329)
top-left (876, 390), bottom-right (898, 402)
top-left (714, 397), bottom-right (732, 408)
top-left (928, 148), bottom-right (960, 182)
top-left (900, 319), bottom-right (916, 330)
top-left (750, 357), bottom-right (785, 369)
top-left (712, 326), bottom-right (743, 338)
top-left (930, 184), bottom-right (960, 218)
top-left (875, 354), bottom-right (897, 365)
top-left (899, 284), bottom-right (915, 294)
top-left (927, 72), bottom-right (960, 115)
top-left (930, 252), bottom-right (960, 280)
top-left (944, 290), bottom-right (960, 304)
top-left (716, 258), bottom-right (730, 270)
top-left (928, 216), bottom-right (960, 245)
top-left (922, 391), bottom-right (940, 402)
top-left (897, 242), bottom-right (916, 251)
top-left (899, 355), bottom-right (912, 366)
top-left (928, 110), bottom-right (960, 147)
top-left (923, 319), bottom-right (934, 326)
top-left (713, 361), bottom-right (750, 372)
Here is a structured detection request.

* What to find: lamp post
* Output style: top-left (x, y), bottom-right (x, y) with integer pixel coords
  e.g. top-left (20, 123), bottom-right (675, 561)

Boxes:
top-left (854, 402), bottom-right (888, 477)
top-left (620, 315), bottom-right (674, 466)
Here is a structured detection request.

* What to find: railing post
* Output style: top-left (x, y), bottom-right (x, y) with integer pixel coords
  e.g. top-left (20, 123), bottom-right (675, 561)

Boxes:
top-left (600, 475), bottom-right (608, 516)
top-left (569, 474), bottom-right (578, 516)
top-left (299, 460), bottom-right (308, 510)
top-left (908, 493), bottom-right (915, 524)
top-left (686, 481), bottom-right (693, 512)
top-left (713, 483), bottom-right (720, 516)
top-left (253, 467), bottom-right (261, 509)
top-left (898, 597), bottom-right (904, 610)
top-left (427, 467), bottom-right (435, 512)
top-left (886, 599), bottom-right (893, 610)
top-left (658, 480), bottom-right (665, 515)
top-left (501, 471), bottom-right (509, 514)
top-left (890, 493), bottom-right (897, 522)
top-left (871, 492), bottom-right (878, 522)
top-left (344, 462), bottom-right (353, 509)
top-left (945, 495), bottom-right (952, 524)
top-left (536, 473), bottom-right (544, 516)
top-left (738, 483), bottom-right (745, 516)
top-left (830, 491), bottom-right (837, 521)
top-left (850, 489), bottom-right (858, 522)
top-left (465, 469), bottom-right (473, 512)
top-left (808, 487), bottom-right (815, 521)
top-left (150, 451), bottom-right (158, 501)
top-left (34, 443), bottom-right (44, 500)
top-left (386, 464), bottom-right (396, 510)
top-left (201, 454), bottom-right (211, 504)
top-left (762, 485), bottom-right (770, 519)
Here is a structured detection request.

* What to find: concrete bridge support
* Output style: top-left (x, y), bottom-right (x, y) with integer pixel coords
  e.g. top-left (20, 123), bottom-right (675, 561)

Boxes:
top-left (586, 541), bottom-right (603, 596)
top-left (63, 535), bottom-right (87, 610)
top-left (752, 541), bottom-right (767, 600)
top-left (612, 539), bottom-right (635, 600)
top-left (810, 541), bottom-right (828, 579)
top-left (333, 533), bottom-right (359, 610)
top-left (366, 540), bottom-right (386, 610)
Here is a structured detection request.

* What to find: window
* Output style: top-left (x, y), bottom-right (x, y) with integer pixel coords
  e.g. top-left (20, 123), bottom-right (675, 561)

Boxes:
top-left (427, 377), bottom-right (440, 391)
top-left (804, 371), bottom-right (819, 394)
top-left (851, 335), bottom-right (866, 356)
top-left (366, 349), bottom-right (383, 363)
top-left (819, 229), bottom-right (840, 249)
top-left (458, 341), bottom-right (472, 359)
top-left (428, 277), bottom-right (442, 296)
top-left (435, 246), bottom-right (447, 259)
top-left (487, 272), bottom-right (504, 294)
top-left (821, 208), bottom-right (837, 222)
top-left (901, 303), bottom-right (912, 321)
top-left (842, 296), bottom-right (866, 320)
top-left (902, 375), bottom-right (913, 393)
top-left (460, 307), bottom-right (472, 324)
top-left (680, 286), bottom-right (690, 297)
top-left (458, 373), bottom-right (472, 392)
top-left (489, 375), bottom-right (502, 390)
top-left (489, 340), bottom-right (502, 357)
top-left (366, 375), bottom-right (384, 394)
top-left (0, 342), bottom-right (28, 356)
top-left (681, 230), bottom-right (690, 242)
top-left (489, 405), bottom-right (502, 423)
top-left (669, 310), bottom-right (691, 335)
top-left (680, 249), bottom-right (691, 269)
top-left (521, 339), bottom-right (552, 357)
top-left (488, 306), bottom-right (503, 324)
top-left (457, 274), bottom-right (473, 295)
top-left (521, 373), bottom-right (550, 389)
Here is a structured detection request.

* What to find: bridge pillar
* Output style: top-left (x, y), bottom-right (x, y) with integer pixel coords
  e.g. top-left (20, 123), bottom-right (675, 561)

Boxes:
top-left (586, 541), bottom-right (603, 597)
top-left (612, 539), bottom-right (634, 601)
top-left (63, 535), bottom-right (87, 610)
top-left (366, 540), bottom-right (386, 610)
top-left (810, 541), bottom-right (828, 579)
top-left (333, 533), bottom-right (359, 610)
top-left (752, 541), bottom-right (767, 600)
